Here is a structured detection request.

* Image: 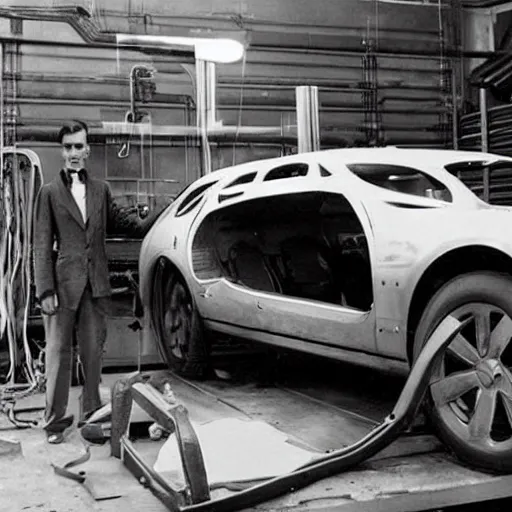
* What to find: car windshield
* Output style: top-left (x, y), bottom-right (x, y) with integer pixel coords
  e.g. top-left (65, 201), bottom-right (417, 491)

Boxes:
top-left (346, 163), bottom-right (453, 202)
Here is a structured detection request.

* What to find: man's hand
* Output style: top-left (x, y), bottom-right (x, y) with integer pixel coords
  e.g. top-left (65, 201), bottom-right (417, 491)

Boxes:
top-left (41, 294), bottom-right (59, 316)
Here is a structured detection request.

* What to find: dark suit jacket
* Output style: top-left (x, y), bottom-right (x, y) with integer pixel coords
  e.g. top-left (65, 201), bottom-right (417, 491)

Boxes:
top-left (34, 170), bottom-right (154, 310)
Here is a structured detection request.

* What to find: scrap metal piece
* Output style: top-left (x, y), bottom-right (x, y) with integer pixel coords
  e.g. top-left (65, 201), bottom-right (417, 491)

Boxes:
top-left (130, 383), bottom-right (210, 503)
top-left (51, 444), bottom-right (91, 483)
top-left (116, 315), bottom-right (466, 511)
top-left (112, 378), bottom-right (210, 507)
top-left (110, 371), bottom-right (146, 458)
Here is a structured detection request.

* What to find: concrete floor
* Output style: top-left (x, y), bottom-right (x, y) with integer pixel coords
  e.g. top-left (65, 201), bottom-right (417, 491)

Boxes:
top-left (0, 384), bottom-right (168, 512)
top-left (2, 365), bottom-right (511, 512)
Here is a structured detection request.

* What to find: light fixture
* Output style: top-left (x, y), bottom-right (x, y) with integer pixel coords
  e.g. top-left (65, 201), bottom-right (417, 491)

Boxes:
top-left (116, 34), bottom-right (245, 64)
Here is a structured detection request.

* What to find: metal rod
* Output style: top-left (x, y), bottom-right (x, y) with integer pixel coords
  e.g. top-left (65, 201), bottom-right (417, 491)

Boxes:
top-left (479, 87), bottom-right (488, 152)
top-left (451, 65), bottom-right (459, 149)
top-left (483, 166), bottom-right (490, 202)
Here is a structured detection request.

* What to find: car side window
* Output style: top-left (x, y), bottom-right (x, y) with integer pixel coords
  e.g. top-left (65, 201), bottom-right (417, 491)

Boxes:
top-left (347, 163), bottom-right (453, 202)
top-left (191, 191), bottom-right (373, 310)
top-left (263, 163), bottom-right (308, 181)
top-left (175, 180), bottom-right (218, 217)
top-left (224, 172), bottom-right (258, 188)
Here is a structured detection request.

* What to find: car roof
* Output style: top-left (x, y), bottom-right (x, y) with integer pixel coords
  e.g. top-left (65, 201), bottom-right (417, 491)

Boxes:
top-left (203, 147), bottom-right (512, 182)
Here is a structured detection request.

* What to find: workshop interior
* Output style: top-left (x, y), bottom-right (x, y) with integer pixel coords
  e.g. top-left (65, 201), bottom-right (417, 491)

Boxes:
top-left (2, 1), bottom-right (512, 511)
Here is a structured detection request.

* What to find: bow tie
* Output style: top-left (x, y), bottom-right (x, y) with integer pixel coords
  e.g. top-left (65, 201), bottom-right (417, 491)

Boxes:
top-left (66, 168), bottom-right (86, 182)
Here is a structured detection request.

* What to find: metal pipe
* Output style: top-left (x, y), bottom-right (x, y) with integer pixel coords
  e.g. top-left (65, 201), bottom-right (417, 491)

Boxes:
top-left (479, 87), bottom-right (488, 152)
top-left (296, 86), bottom-right (320, 153)
top-left (251, 44), bottom-right (511, 60)
top-left (218, 82), bottom-right (435, 94)
top-left (206, 62), bottom-right (217, 128)
top-left (219, 77), bottom-right (446, 92)
top-left (195, 59), bottom-right (214, 175)
top-left (0, 33), bottom-right (509, 60)
top-left (4, 96), bottom-right (193, 110)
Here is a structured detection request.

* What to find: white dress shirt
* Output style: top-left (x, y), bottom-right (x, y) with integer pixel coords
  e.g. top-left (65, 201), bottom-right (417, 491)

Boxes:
top-left (70, 173), bottom-right (86, 223)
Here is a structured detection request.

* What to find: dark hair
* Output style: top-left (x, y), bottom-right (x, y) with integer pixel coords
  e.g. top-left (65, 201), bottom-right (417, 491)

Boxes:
top-left (58, 120), bottom-right (89, 143)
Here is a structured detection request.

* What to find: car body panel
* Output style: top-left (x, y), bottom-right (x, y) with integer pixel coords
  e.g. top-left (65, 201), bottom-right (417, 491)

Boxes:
top-left (139, 147), bottom-right (512, 372)
top-left (188, 163), bottom-right (378, 353)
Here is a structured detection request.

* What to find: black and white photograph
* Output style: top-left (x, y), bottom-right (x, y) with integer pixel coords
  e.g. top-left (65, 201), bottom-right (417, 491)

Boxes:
top-left (1, 1), bottom-right (512, 511)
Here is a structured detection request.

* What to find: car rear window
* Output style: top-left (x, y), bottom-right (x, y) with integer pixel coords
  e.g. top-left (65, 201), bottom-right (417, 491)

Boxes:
top-left (347, 163), bottom-right (453, 202)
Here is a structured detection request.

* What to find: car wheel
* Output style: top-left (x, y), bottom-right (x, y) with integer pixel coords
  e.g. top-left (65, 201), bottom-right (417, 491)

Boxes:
top-left (413, 272), bottom-right (512, 473)
top-left (154, 265), bottom-right (209, 379)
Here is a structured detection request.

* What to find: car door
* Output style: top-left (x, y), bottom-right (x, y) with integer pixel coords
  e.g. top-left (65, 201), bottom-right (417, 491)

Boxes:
top-left (191, 161), bottom-right (378, 354)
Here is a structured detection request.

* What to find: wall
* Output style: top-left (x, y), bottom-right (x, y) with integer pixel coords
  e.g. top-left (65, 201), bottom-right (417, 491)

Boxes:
top-left (2, 0), bottom-right (462, 195)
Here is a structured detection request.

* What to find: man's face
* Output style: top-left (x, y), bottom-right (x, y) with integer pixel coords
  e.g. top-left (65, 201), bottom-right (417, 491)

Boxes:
top-left (61, 129), bottom-right (89, 170)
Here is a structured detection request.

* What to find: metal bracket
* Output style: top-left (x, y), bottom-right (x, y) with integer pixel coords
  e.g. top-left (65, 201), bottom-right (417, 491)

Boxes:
top-left (111, 374), bottom-right (210, 508)
top-left (112, 315), bottom-right (467, 511)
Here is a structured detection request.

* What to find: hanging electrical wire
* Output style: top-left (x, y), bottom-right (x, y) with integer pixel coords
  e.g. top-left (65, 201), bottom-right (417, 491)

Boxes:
top-left (0, 39), bottom-right (44, 429)
top-left (0, 149), bottom-right (45, 417)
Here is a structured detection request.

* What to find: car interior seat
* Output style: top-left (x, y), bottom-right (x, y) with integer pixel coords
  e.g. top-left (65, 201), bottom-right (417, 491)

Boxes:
top-left (226, 240), bottom-right (280, 293)
top-left (278, 235), bottom-right (339, 303)
top-left (338, 235), bottom-right (373, 310)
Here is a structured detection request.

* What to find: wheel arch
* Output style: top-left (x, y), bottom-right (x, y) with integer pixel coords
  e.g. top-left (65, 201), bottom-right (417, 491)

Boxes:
top-left (406, 245), bottom-right (512, 364)
top-left (147, 256), bottom-right (190, 327)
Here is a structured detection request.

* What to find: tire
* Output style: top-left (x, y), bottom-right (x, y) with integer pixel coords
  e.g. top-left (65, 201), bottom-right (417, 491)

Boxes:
top-left (413, 272), bottom-right (512, 473)
top-left (154, 263), bottom-right (209, 379)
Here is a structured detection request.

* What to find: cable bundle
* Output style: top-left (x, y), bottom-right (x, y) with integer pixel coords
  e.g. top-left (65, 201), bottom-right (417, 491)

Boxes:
top-left (0, 148), bottom-right (44, 398)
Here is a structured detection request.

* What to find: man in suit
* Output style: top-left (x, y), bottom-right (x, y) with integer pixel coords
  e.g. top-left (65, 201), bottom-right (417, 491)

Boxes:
top-left (34, 120), bottom-right (167, 444)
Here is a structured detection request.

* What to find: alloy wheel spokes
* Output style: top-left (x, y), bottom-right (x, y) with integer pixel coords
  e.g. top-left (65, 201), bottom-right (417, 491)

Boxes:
top-left (475, 309), bottom-right (491, 357)
top-left (430, 370), bottom-right (480, 406)
top-left (469, 387), bottom-right (497, 442)
top-left (447, 333), bottom-right (481, 366)
top-left (501, 393), bottom-right (512, 429)
top-left (488, 316), bottom-right (512, 359)
top-left (498, 369), bottom-right (512, 431)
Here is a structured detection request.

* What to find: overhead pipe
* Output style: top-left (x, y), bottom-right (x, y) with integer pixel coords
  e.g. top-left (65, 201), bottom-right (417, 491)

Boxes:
top-left (0, 3), bottom-right (509, 60)
top-left (0, 33), bottom-right (510, 61)
top-left (6, 98), bottom-right (450, 117)
top-left (0, 7), bottom-right (196, 61)
top-left (218, 77), bottom-right (448, 92)
top-left (251, 44), bottom-right (512, 60)
top-left (218, 82), bottom-right (445, 96)
top-left (2, 96), bottom-right (196, 111)
top-left (0, 6), bottom-right (115, 45)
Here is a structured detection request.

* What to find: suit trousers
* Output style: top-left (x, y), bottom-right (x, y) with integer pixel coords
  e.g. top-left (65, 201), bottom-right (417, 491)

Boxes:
top-left (43, 284), bottom-right (109, 431)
